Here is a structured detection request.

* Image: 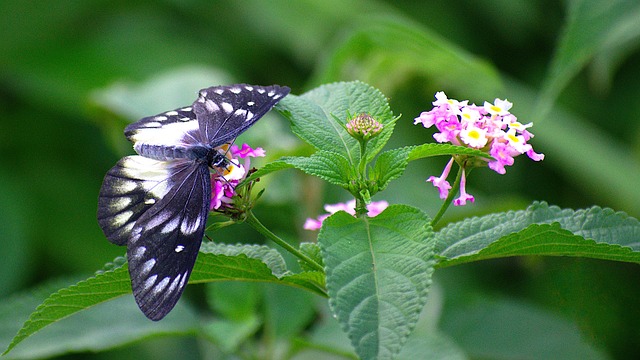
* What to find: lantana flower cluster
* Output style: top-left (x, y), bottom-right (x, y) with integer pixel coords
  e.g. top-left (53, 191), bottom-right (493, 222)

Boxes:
top-left (303, 199), bottom-right (389, 231)
top-left (210, 143), bottom-right (265, 210)
top-left (414, 91), bottom-right (544, 205)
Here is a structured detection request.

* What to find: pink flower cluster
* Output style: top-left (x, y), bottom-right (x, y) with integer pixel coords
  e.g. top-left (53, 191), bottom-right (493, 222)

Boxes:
top-left (303, 199), bottom-right (389, 230)
top-left (414, 91), bottom-right (544, 205)
top-left (210, 143), bottom-right (265, 210)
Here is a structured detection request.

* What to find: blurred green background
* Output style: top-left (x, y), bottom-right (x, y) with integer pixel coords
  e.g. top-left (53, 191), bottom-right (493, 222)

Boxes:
top-left (1, 0), bottom-right (640, 359)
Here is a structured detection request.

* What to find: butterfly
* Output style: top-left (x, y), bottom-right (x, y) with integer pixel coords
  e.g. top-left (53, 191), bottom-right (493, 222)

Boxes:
top-left (97, 84), bottom-right (290, 320)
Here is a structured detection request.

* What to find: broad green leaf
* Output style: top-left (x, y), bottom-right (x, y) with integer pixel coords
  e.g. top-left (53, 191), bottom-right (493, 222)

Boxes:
top-left (3, 263), bottom-right (131, 355)
top-left (319, 204), bottom-right (435, 360)
top-left (436, 202), bottom-right (640, 267)
top-left (372, 144), bottom-right (493, 192)
top-left (282, 152), bottom-right (352, 187)
top-left (298, 242), bottom-right (324, 271)
top-left (240, 159), bottom-right (296, 186)
top-left (281, 271), bottom-right (327, 298)
top-left (197, 242), bottom-right (288, 277)
top-left (537, 0), bottom-right (640, 118)
top-left (5, 244), bottom-right (326, 355)
top-left (244, 153), bottom-right (352, 189)
top-left (5, 296), bottom-right (197, 360)
top-left (276, 81), bottom-right (395, 165)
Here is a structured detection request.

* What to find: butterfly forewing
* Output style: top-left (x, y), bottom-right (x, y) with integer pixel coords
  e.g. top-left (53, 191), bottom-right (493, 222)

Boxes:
top-left (98, 83), bottom-right (289, 321)
top-left (194, 84), bottom-right (290, 146)
top-left (127, 161), bottom-right (210, 320)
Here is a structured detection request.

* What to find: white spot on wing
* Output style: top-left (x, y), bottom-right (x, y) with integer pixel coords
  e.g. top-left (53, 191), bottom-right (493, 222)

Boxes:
top-left (144, 198), bottom-right (156, 205)
top-left (257, 88), bottom-right (265, 94)
top-left (140, 258), bottom-right (156, 277)
top-left (268, 91), bottom-right (275, 97)
top-left (246, 111), bottom-right (254, 121)
top-left (161, 217), bottom-right (180, 234)
top-left (247, 101), bottom-right (255, 106)
top-left (145, 210), bottom-right (173, 229)
top-left (166, 274), bottom-right (181, 296)
top-left (214, 89), bottom-right (224, 95)
top-left (154, 116), bottom-right (167, 121)
top-left (113, 210), bottom-right (133, 227)
top-left (230, 87), bottom-right (241, 94)
top-left (175, 245), bottom-right (185, 253)
top-left (144, 121), bottom-right (162, 128)
top-left (181, 107), bottom-right (192, 112)
top-left (132, 246), bottom-right (146, 260)
top-left (221, 102), bottom-right (233, 113)
top-left (153, 277), bottom-right (171, 295)
top-left (143, 274), bottom-right (158, 291)
top-left (245, 85), bottom-right (253, 91)
top-left (165, 111), bottom-right (178, 116)
top-left (180, 216), bottom-right (201, 235)
top-left (234, 109), bottom-right (247, 117)
top-left (178, 271), bottom-right (188, 289)
top-left (110, 197), bottom-right (132, 211)
top-left (205, 99), bottom-right (219, 112)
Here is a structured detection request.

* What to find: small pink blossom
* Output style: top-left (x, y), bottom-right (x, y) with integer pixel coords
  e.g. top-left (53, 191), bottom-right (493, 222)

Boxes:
top-left (304, 200), bottom-right (389, 231)
top-left (209, 144), bottom-right (264, 210)
top-left (453, 169), bottom-right (474, 206)
top-left (427, 158), bottom-right (454, 199)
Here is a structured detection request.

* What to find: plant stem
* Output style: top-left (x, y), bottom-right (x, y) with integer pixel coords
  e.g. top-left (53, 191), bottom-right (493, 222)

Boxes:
top-left (245, 211), bottom-right (324, 272)
top-left (431, 164), bottom-right (463, 227)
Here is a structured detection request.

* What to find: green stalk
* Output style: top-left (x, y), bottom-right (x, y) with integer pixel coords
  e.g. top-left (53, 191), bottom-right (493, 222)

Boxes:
top-left (245, 211), bottom-right (324, 272)
top-left (430, 164), bottom-right (463, 227)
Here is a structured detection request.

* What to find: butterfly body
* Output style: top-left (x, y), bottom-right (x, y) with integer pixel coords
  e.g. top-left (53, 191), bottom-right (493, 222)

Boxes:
top-left (98, 84), bottom-right (289, 320)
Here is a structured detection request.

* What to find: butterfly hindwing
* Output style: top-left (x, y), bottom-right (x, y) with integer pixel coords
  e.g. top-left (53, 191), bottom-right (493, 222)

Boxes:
top-left (193, 84), bottom-right (290, 146)
top-left (127, 161), bottom-right (211, 320)
top-left (98, 156), bottom-right (180, 246)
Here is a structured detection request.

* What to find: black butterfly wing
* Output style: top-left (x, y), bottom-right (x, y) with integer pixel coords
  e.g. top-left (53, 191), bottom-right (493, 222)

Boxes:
top-left (193, 84), bottom-right (290, 146)
top-left (127, 160), bottom-right (211, 320)
top-left (98, 156), bottom-right (211, 320)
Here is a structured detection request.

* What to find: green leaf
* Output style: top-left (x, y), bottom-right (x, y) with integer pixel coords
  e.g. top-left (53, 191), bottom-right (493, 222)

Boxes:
top-left (276, 81), bottom-right (395, 165)
top-left (5, 296), bottom-right (197, 359)
top-left (4, 244), bottom-right (326, 355)
top-left (240, 159), bottom-right (296, 186)
top-left (244, 152), bottom-right (352, 189)
top-left (197, 242), bottom-right (289, 277)
top-left (3, 263), bottom-right (131, 355)
top-left (436, 202), bottom-right (640, 267)
top-left (319, 204), bottom-right (435, 360)
top-left (298, 242), bottom-right (325, 271)
top-left (372, 144), bottom-right (492, 192)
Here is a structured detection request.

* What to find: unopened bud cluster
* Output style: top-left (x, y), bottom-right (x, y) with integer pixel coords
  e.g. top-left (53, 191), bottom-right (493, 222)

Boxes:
top-left (346, 113), bottom-right (383, 141)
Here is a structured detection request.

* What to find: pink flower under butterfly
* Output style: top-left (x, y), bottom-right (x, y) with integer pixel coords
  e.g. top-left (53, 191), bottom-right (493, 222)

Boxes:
top-left (210, 143), bottom-right (265, 210)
